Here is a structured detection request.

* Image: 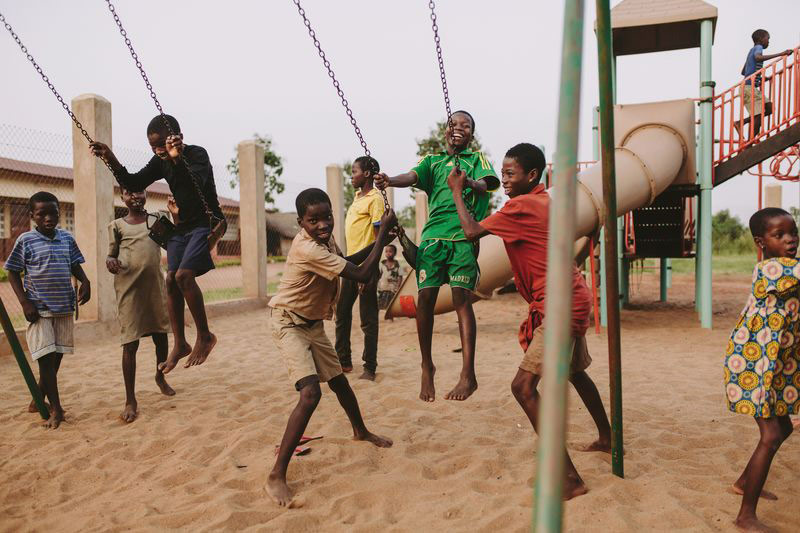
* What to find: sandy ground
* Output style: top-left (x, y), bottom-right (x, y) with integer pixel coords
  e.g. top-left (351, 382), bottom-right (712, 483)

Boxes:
top-left (1, 271), bottom-right (798, 532)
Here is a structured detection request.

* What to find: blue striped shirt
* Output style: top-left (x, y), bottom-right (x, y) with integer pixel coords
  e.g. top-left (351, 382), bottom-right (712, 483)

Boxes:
top-left (4, 229), bottom-right (85, 314)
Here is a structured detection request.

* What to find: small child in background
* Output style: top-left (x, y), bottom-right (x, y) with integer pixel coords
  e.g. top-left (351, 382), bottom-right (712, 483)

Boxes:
top-left (4, 191), bottom-right (90, 429)
top-left (377, 244), bottom-right (403, 310)
top-left (267, 188), bottom-right (395, 507)
top-left (335, 156), bottom-right (384, 381)
top-left (107, 188), bottom-right (174, 423)
top-left (724, 207), bottom-right (799, 531)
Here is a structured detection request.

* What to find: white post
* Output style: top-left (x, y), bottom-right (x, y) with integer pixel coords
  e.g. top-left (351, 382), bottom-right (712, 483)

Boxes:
top-left (326, 164), bottom-right (346, 250)
top-left (238, 140), bottom-right (267, 299)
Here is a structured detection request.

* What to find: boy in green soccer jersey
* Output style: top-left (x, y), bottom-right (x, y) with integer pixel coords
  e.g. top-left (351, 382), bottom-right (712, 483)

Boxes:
top-left (375, 110), bottom-right (499, 402)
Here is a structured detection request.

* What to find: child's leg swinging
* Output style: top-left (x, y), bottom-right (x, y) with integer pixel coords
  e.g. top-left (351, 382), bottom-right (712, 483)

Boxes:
top-left (328, 374), bottom-right (393, 446)
top-left (511, 369), bottom-right (588, 500)
top-left (416, 287), bottom-right (439, 402)
top-left (569, 370), bottom-right (612, 452)
top-left (152, 333), bottom-right (175, 396)
top-left (734, 415), bottom-right (792, 530)
top-left (175, 268), bottom-right (216, 368)
top-left (37, 352), bottom-right (64, 429)
top-left (267, 378), bottom-right (322, 507)
top-left (161, 271), bottom-right (192, 373)
top-left (447, 287), bottom-right (478, 401)
top-left (121, 340), bottom-right (139, 423)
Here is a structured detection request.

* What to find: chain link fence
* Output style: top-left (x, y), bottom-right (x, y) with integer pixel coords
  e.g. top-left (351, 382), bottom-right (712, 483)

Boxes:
top-left (0, 123), bottom-right (243, 329)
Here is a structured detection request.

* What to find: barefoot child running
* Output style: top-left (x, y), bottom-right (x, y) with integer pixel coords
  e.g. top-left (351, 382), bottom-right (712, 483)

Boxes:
top-left (267, 188), bottom-right (395, 506)
top-left (107, 188), bottom-right (175, 423)
top-left (725, 207), bottom-right (798, 531)
top-left (4, 192), bottom-right (91, 429)
top-left (335, 156), bottom-right (384, 381)
top-left (90, 115), bottom-right (225, 373)
top-left (447, 143), bottom-right (611, 499)
top-left (375, 110), bottom-right (499, 401)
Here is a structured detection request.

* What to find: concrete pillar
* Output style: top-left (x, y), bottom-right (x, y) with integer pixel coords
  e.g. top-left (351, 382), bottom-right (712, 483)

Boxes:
top-left (326, 164), bottom-right (346, 250)
top-left (72, 94), bottom-right (115, 322)
top-left (415, 191), bottom-right (429, 242)
top-left (764, 184), bottom-right (782, 208)
top-left (385, 187), bottom-right (394, 209)
top-left (237, 140), bottom-right (267, 299)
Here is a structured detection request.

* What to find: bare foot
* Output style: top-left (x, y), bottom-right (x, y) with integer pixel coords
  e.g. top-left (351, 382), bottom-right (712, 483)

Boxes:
top-left (355, 431), bottom-right (393, 448)
top-left (28, 399), bottom-right (50, 413)
top-left (563, 476), bottom-right (589, 500)
top-left (734, 515), bottom-right (776, 532)
top-left (120, 402), bottom-right (138, 423)
top-left (419, 365), bottom-right (436, 402)
top-left (342, 365), bottom-right (353, 373)
top-left (184, 332), bottom-right (217, 368)
top-left (43, 409), bottom-right (64, 429)
top-left (359, 369), bottom-right (376, 381)
top-left (266, 473), bottom-right (294, 507)
top-left (444, 376), bottom-right (478, 401)
top-left (731, 484), bottom-right (778, 500)
top-left (159, 341), bottom-right (192, 374)
top-left (578, 439), bottom-right (612, 454)
top-left (155, 373), bottom-right (176, 396)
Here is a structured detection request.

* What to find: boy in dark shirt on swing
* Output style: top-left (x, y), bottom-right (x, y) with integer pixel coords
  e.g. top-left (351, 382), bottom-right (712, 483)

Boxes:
top-left (90, 114), bottom-right (225, 373)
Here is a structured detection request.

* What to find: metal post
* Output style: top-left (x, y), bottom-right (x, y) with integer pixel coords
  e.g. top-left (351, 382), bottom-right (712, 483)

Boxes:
top-left (611, 52), bottom-right (629, 309)
top-left (596, 0), bottom-right (624, 479)
top-left (0, 297), bottom-right (49, 419)
top-left (532, 0), bottom-right (585, 530)
top-left (594, 106), bottom-right (608, 327)
top-left (659, 258), bottom-right (668, 301)
top-left (698, 19), bottom-right (714, 328)
top-left (666, 258), bottom-right (672, 288)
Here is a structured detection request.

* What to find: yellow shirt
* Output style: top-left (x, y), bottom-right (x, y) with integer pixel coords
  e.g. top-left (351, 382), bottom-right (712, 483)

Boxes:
top-left (268, 229), bottom-right (347, 321)
top-left (344, 188), bottom-right (384, 255)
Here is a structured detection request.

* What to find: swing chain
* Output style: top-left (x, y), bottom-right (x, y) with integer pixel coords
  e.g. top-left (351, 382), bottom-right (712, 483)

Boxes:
top-left (0, 12), bottom-right (117, 176)
top-left (427, 1), bottom-right (459, 170)
top-left (291, 0), bottom-right (396, 215)
top-left (104, 0), bottom-right (220, 224)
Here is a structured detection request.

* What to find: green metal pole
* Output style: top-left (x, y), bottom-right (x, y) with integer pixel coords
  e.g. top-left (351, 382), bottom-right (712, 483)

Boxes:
top-left (694, 133), bottom-right (701, 312)
top-left (0, 297), bottom-right (48, 419)
top-left (659, 258), bottom-right (668, 301)
top-left (666, 258), bottom-right (672, 288)
top-left (532, 0), bottom-right (585, 530)
top-left (698, 19), bottom-right (714, 328)
top-left (593, 107), bottom-right (608, 328)
top-left (596, 0), bottom-right (624, 479)
top-left (611, 52), bottom-right (629, 309)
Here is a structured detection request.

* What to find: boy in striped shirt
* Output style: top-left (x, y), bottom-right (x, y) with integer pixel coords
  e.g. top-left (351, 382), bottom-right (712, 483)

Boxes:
top-left (5, 191), bottom-right (90, 429)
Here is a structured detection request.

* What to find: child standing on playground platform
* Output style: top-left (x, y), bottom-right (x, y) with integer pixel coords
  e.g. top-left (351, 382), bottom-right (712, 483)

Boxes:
top-left (335, 156), bottom-right (384, 381)
top-left (4, 191), bottom-right (91, 429)
top-left (266, 188), bottom-right (395, 507)
top-left (375, 110), bottom-right (499, 402)
top-left (89, 114), bottom-right (225, 374)
top-left (107, 187), bottom-right (174, 423)
top-left (724, 207), bottom-right (799, 531)
top-left (377, 244), bottom-right (403, 310)
top-left (447, 143), bottom-right (611, 499)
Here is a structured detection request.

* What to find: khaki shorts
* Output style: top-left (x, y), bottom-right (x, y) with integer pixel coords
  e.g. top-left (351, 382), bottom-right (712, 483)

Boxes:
top-left (270, 307), bottom-right (343, 390)
top-left (743, 86), bottom-right (769, 115)
top-left (26, 312), bottom-right (74, 361)
top-left (520, 324), bottom-right (591, 376)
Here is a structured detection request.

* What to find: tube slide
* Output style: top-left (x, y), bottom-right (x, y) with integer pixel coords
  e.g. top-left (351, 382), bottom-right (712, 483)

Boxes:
top-left (386, 120), bottom-right (688, 319)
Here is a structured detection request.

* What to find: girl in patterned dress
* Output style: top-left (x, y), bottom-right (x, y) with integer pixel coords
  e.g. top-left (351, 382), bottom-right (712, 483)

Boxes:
top-left (724, 207), bottom-right (798, 531)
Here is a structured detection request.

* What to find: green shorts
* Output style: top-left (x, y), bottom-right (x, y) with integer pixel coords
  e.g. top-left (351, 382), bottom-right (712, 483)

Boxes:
top-left (416, 239), bottom-right (479, 291)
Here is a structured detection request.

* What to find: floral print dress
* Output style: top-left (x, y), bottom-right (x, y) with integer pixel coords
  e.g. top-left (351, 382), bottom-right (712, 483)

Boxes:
top-left (725, 257), bottom-right (800, 418)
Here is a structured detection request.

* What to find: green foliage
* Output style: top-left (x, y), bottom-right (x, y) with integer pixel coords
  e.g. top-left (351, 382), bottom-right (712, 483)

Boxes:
top-left (397, 204), bottom-right (416, 230)
top-left (712, 210), bottom-right (756, 254)
top-left (227, 133), bottom-right (285, 208)
top-left (0, 269), bottom-right (7, 283)
top-left (790, 206), bottom-right (800, 227)
top-left (342, 160), bottom-right (355, 211)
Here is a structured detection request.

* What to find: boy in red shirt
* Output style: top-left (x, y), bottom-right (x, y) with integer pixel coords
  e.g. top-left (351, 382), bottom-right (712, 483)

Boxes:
top-left (447, 143), bottom-right (611, 499)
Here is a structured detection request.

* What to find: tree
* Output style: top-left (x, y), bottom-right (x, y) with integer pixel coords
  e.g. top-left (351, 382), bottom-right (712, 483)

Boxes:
top-left (342, 160), bottom-right (355, 211)
top-left (227, 134), bottom-right (285, 208)
top-left (711, 209), bottom-right (755, 254)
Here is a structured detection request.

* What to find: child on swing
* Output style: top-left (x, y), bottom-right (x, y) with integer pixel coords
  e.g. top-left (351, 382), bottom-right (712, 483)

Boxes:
top-left (374, 110), bottom-right (499, 402)
top-left (89, 115), bottom-right (224, 373)
top-left (724, 207), bottom-right (798, 531)
top-left (106, 187), bottom-right (174, 423)
top-left (5, 191), bottom-right (91, 429)
top-left (267, 188), bottom-right (395, 506)
top-left (447, 143), bottom-right (611, 499)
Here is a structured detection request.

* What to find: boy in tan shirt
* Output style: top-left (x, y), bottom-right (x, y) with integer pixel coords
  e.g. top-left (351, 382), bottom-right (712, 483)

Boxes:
top-left (267, 188), bottom-right (396, 507)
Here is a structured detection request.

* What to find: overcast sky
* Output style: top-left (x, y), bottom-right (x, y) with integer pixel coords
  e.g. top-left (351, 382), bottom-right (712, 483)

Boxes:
top-left (2, 0), bottom-right (798, 222)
